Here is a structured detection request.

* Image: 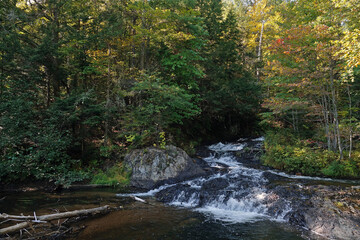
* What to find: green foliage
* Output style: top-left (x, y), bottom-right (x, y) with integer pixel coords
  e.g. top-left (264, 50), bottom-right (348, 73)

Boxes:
top-left (0, 89), bottom-right (102, 185)
top-left (121, 75), bottom-right (201, 148)
top-left (158, 131), bottom-right (166, 149)
top-left (91, 163), bottom-right (130, 186)
top-left (322, 155), bottom-right (360, 178)
top-left (133, 76), bottom-right (201, 125)
top-left (195, 0), bottom-right (261, 139)
top-left (0, 0), bottom-right (261, 185)
top-left (263, 130), bottom-right (360, 178)
top-left (46, 90), bottom-right (104, 162)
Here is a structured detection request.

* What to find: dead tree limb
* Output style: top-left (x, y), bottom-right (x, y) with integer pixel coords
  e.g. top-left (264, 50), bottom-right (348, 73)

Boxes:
top-left (0, 205), bottom-right (109, 235)
top-left (131, 196), bottom-right (147, 204)
top-left (0, 222), bottom-right (30, 235)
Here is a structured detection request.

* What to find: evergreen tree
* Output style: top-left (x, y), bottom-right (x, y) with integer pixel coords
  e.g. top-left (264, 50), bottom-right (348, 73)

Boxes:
top-left (196, 0), bottom-right (260, 139)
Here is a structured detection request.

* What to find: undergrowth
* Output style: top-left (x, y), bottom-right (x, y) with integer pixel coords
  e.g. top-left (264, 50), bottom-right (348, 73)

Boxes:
top-left (91, 162), bottom-right (131, 186)
top-left (262, 130), bottom-right (360, 178)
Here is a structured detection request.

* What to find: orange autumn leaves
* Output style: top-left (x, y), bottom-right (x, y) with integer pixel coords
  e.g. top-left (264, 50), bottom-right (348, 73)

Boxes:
top-left (263, 25), bottom-right (338, 127)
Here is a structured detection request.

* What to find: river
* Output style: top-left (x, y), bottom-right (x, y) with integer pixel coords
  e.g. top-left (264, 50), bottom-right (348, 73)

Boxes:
top-left (0, 188), bottom-right (305, 239)
top-left (1, 139), bottom-right (359, 239)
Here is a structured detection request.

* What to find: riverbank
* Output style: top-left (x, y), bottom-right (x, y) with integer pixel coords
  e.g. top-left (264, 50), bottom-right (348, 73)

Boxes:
top-left (262, 130), bottom-right (360, 179)
top-left (152, 139), bottom-right (360, 240)
top-left (2, 139), bottom-right (360, 239)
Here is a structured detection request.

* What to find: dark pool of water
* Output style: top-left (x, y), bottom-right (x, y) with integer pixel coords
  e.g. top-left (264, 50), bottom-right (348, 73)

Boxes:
top-left (75, 201), bottom-right (305, 240)
top-left (0, 188), bottom-right (307, 239)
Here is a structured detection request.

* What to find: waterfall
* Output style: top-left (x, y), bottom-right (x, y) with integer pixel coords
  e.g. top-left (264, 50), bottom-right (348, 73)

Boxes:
top-left (158, 140), bottom-right (291, 223)
top-left (117, 138), bottom-right (351, 225)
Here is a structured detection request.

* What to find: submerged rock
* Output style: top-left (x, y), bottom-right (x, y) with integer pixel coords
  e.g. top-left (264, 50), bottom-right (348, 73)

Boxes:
top-left (125, 145), bottom-right (206, 189)
top-left (202, 178), bottom-right (229, 191)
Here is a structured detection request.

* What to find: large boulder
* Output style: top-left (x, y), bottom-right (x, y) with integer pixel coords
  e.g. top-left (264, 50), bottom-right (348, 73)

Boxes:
top-left (301, 186), bottom-right (360, 240)
top-left (278, 184), bottom-right (360, 240)
top-left (124, 145), bottom-right (206, 189)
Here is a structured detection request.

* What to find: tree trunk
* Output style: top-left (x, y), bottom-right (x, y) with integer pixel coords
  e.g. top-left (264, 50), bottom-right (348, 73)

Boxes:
top-left (140, 1), bottom-right (146, 71)
top-left (321, 93), bottom-right (331, 151)
top-left (256, 20), bottom-right (264, 82)
top-left (104, 45), bottom-right (111, 146)
top-left (51, 4), bottom-right (61, 98)
top-left (347, 84), bottom-right (353, 159)
top-left (329, 59), bottom-right (343, 159)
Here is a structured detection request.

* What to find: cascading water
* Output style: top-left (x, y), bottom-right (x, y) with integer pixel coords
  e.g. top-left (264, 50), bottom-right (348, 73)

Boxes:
top-left (156, 139), bottom-right (292, 223)
top-left (118, 138), bottom-right (293, 224)
top-left (116, 137), bottom-right (357, 236)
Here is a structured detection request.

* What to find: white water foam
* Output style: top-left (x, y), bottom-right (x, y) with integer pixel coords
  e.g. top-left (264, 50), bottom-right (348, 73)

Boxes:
top-left (204, 153), bottom-right (240, 168)
top-left (115, 183), bottom-right (176, 197)
top-left (265, 169), bottom-right (350, 182)
top-left (208, 142), bottom-right (246, 152)
top-left (197, 206), bottom-right (267, 223)
top-left (169, 192), bottom-right (200, 207)
top-left (116, 140), bottom-right (298, 224)
top-left (196, 194), bottom-right (269, 223)
top-left (228, 166), bottom-right (265, 182)
top-left (252, 136), bottom-right (265, 141)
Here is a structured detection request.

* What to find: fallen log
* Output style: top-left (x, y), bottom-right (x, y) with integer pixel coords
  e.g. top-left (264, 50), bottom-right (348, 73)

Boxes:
top-left (0, 214), bottom-right (34, 221)
top-left (131, 195), bottom-right (147, 204)
top-left (0, 222), bottom-right (30, 235)
top-left (0, 205), bottom-right (109, 235)
top-left (38, 205), bottom-right (109, 221)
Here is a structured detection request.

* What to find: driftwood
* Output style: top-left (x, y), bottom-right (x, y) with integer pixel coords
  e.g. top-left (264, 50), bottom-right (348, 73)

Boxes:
top-left (130, 195), bottom-right (157, 207)
top-left (0, 222), bottom-right (30, 236)
top-left (0, 205), bottom-right (109, 235)
top-left (131, 195), bottom-right (147, 204)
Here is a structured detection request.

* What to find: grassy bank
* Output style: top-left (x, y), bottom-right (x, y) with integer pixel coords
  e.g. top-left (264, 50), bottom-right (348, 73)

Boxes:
top-left (91, 163), bottom-right (131, 187)
top-left (262, 130), bottom-right (360, 179)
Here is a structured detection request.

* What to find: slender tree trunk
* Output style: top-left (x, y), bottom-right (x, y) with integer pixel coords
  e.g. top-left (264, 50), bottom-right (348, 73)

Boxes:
top-left (52, 4), bottom-right (61, 98)
top-left (140, 1), bottom-right (147, 71)
top-left (347, 84), bottom-right (353, 159)
top-left (325, 84), bottom-right (337, 151)
top-left (329, 59), bottom-right (343, 159)
top-left (321, 93), bottom-right (331, 151)
top-left (131, 15), bottom-right (137, 68)
top-left (47, 76), bottom-right (51, 107)
top-left (104, 45), bottom-right (111, 146)
top-left (256, 20), bottom-right (264, 82)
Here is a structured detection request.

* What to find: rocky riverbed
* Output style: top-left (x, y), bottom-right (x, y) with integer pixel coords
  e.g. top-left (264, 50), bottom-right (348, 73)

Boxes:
top-left (2, 139), bottom-right (359, 239)
top-left (124, 139), bottom-right (360, 240)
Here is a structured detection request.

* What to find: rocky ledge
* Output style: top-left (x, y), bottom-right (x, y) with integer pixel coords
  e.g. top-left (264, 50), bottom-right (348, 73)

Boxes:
top-left (124, 145), bottom-right (207, 189)
top-left (281, 184), bottom-right (360, 240)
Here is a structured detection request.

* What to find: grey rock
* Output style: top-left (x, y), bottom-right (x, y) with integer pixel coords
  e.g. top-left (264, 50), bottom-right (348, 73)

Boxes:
top-left (280, 185), bottom-right (360, 240)
top-left (202, 178), bottom-right (229, 191)
top-left (125, 145), bottom-right (206, 189)
top-left (303, 190), bottom-right (360, 240)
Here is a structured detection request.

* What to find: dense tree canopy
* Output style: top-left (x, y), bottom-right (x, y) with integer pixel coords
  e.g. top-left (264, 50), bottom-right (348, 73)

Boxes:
top-left (0, 0), bottom-right (260, 184)
top-left (1, 0), bottom-right (359, 185)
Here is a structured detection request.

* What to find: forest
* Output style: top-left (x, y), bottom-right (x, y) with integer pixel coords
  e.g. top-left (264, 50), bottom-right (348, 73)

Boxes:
top-left (0, 0), bottom-right (359, 186)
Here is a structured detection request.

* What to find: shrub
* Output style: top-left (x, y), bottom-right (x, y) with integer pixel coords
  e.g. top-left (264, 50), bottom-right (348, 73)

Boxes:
top-left (91, 163), bottom-right (130, 186)
top-left (262, 130), bottom-right (360, 178)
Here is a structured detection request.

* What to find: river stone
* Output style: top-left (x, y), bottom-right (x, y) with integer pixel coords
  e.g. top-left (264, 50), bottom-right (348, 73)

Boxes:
top-left (202, 178), bottom-right (229, 191)
top-left (278, 184), bottom-right (360, 240)
top-left (125, 145), bottom-right (206, 189)
top-left (301, 186), bottom-right (360, 240)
